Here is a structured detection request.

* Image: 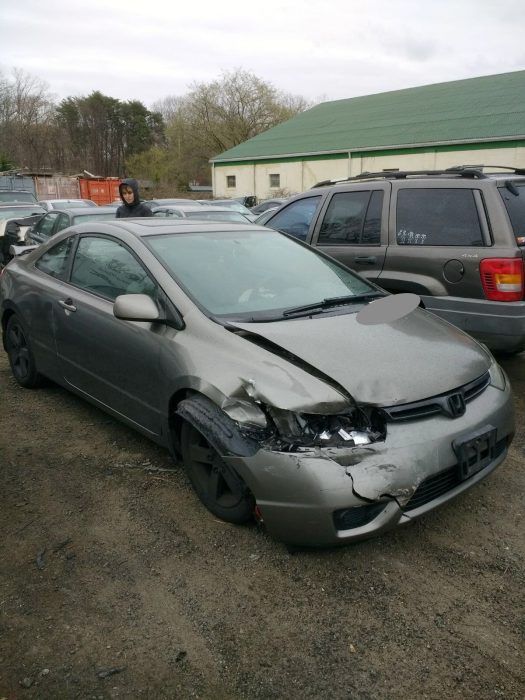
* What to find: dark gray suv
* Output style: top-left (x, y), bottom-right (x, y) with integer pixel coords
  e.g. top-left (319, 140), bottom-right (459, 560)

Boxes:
top-left (263, 166), bottom-right (525, 354)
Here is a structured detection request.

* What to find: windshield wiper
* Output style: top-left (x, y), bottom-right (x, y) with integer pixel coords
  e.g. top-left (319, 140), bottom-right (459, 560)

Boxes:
top-left (282, 292), bottom-right (385, 317)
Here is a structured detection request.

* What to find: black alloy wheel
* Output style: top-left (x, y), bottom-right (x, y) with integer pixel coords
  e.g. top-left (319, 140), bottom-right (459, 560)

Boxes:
top-left (180, 421), bottom-right (254, 524)
top-left (5, 315), bottom-right (41, 388)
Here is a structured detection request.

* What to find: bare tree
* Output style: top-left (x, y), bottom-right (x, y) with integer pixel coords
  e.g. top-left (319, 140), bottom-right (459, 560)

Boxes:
top-left (0, 68), bottom-right (56, 170)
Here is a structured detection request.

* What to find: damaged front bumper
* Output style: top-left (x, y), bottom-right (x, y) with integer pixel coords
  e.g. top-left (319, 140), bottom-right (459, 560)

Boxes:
top-left (224, 383), bottom-right (514, 547)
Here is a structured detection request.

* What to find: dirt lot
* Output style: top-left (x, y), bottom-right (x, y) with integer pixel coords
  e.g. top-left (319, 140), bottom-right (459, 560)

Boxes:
top-left (0, 348), bottom-right (524, 699)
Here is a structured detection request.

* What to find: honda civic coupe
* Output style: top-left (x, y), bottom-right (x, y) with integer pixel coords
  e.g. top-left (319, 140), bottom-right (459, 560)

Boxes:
top-left (0, 220), bottom-right (515, 546)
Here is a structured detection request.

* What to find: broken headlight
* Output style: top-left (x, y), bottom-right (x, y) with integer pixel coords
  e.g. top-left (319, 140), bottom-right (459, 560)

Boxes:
top-left (267, 406), bottom-right (385, 448)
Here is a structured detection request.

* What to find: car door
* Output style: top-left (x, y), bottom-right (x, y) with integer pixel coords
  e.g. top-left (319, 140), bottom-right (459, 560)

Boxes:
top-left (52, 234), bottom-right (164, 435)
top-left (309, 184), bottom-right (389, 282)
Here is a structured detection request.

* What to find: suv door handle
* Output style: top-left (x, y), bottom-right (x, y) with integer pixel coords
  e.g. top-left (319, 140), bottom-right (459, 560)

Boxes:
top-left (59, 298), bottom-right (77, 312)
top-left (354, 256), bottom-right (377, 265)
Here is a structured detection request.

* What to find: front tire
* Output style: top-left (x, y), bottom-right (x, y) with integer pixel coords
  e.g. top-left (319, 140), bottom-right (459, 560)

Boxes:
top-left (180, 419), bottom-right (254, 524)
top-left (5, 315), bottom-right (42, 388)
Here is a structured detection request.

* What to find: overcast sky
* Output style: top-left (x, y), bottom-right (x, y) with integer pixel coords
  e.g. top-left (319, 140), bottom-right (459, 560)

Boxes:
top-left (1, 0), bottom-right (524, 109)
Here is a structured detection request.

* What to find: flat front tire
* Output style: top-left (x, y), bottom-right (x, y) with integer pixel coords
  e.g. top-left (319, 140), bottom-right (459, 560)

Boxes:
top-left (180, 419), bottom-right (254, 524)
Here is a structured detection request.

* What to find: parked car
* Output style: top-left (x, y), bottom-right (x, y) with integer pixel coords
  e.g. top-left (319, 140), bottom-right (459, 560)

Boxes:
top-left (0, 204), bottom-right (47, 265)
top-left (38, 199), bottom-right (98, 211)
top-left (26, 207), bottom-right (119, 245)
top-left (200, 199), bottom-right (258, 221)
top-left (262, 166), bottom-right (525, 354)
top-left (234, 195), bottom-right (257, 208)
top-left (253, 207), bottom-right (281, 225)
top-left (1, 219), bottom-right (514, 547)
top-left (152, 205), bottom-right (253, 223)
top-left (250, 198), bottom-right (288, 215)
top-left (0, 190), bottom-right (38, 204)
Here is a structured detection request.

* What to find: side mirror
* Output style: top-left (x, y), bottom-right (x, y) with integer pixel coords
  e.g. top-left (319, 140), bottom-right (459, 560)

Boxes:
top-left (9, 244), bottom-right (37, 257)
top-left (113, 293), bottom-right (161, 322)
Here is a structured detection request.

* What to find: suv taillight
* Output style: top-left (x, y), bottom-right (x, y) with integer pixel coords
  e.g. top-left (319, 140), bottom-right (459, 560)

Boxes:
top-left (480, 258), bottom-right (524, 301)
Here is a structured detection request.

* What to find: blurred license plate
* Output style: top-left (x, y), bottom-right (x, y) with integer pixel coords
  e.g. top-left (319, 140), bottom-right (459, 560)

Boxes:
top-left (453, 426), bottom-right (497, 480)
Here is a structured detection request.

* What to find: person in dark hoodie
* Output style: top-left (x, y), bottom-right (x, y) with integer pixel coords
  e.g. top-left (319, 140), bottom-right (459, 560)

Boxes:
top-left (116, 178), bottom-right (153, 218)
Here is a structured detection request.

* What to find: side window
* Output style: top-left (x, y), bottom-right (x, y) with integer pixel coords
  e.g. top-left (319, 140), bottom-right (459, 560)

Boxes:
top-left (35, 236), bottom-right (75, 279)
top-left (70, 236), bottom-right (156, 300)
top-left (498, 184), bottom-right (525, 244)
top-left (266, 196), bottom-right (322, 240)
top-left (396, 189), bottom-right (484, 246)
top-left (34, 212), bottom-right (59, 239)
top-left (54, 213), bottom-right (71, 233)
top-left (318, 190), bottom-right (383, 245)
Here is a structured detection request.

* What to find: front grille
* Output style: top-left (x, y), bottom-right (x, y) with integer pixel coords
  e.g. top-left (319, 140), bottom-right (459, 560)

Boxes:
top-left (403, 437), bottom-right (507, 512)
top-left (382, 371), bottom-right (490, 422)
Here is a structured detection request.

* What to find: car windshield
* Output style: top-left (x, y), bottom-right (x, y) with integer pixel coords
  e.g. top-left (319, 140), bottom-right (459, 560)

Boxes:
top-left (498, 183), bottom-right (525, 245)
top-left (146, 229), bottom-right (375, 319)
top-left (0, 206), bottom-right (45, 220)
top-left (71, 211), bottom-right (117, 224)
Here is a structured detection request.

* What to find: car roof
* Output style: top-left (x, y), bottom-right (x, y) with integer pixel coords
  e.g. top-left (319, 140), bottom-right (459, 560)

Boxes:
top-left (67, 218), bottom-right (267, 238)
top-left (153, 205), bottom-right (244, 213)
top-left (0, 202), bottom-right (45, 209)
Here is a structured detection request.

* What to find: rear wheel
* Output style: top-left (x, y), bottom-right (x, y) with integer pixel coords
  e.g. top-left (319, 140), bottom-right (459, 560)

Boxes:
top-left (180, 420), bottom-right (254, 524)
top-left (5, 315), bottom-right (42, 388)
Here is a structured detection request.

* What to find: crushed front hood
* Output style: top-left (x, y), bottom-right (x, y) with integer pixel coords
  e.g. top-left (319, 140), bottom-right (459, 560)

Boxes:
top-left (230, 309), bottom-right (491, 406)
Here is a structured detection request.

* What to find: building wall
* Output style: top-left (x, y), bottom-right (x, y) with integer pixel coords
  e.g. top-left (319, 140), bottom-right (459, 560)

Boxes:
top-left (213, 142), bottom-right (525, 200)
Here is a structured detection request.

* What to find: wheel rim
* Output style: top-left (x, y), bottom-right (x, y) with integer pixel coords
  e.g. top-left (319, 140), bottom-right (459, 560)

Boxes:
top-left (7, 322), bottom-right (31, 380)
top-left (185, 425), bottom-right (245, 509)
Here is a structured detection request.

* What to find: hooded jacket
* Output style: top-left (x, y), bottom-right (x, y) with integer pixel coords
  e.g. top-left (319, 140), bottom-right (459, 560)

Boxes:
top-left (116, 178), bottom-right (153, 218)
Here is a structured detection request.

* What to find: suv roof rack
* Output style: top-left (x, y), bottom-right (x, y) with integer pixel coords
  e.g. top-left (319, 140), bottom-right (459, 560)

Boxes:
top-left (312, 165), bottom-right (525, 189)
top-left (448, 164), bottom-right (525, 175)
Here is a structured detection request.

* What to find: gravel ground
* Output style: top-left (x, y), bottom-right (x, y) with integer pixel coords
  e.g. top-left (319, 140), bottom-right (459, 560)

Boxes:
top-left (0, 349), bottom-right (524, 699)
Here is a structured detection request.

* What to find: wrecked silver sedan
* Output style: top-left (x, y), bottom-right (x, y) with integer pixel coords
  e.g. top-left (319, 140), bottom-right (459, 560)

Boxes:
top-left (0, 220), bottom-right (515, 546)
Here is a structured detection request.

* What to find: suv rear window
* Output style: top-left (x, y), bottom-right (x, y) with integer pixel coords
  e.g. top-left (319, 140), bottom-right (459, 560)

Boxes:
top-left (396, 189), bottom-right (484, 246)
top-left (498, 183), bottom-right (525, 245)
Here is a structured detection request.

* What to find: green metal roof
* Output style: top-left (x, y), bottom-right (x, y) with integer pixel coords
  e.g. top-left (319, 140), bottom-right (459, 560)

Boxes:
top-left (211, 71), bottom-right (525, 163)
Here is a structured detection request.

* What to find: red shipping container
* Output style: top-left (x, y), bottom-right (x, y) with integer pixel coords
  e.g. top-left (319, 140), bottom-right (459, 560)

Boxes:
top-left (78, 177), bottom-right (122, 206)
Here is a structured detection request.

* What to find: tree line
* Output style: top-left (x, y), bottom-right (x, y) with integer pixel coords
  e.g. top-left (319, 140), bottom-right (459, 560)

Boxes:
top-left (0, 67), bottom-right (309, 187)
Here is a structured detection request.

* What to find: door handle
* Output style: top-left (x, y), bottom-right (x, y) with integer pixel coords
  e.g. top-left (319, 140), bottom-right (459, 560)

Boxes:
top-left (354, 256), bottom-right (377, 265)
top-left (59, 298), bottom-right (77, 312)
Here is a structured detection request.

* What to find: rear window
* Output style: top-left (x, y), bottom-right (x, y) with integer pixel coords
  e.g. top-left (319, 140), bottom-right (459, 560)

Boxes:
top-left (0, 191), bottom-right (37, 204)
top-left (396, 189), bottom-right (484, 246)
top-left (498, 184), bottom-right (525, 246)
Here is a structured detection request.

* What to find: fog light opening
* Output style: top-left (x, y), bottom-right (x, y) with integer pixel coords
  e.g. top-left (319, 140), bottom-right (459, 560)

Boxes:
top-left (333, 502), bottom-right (386, 531)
